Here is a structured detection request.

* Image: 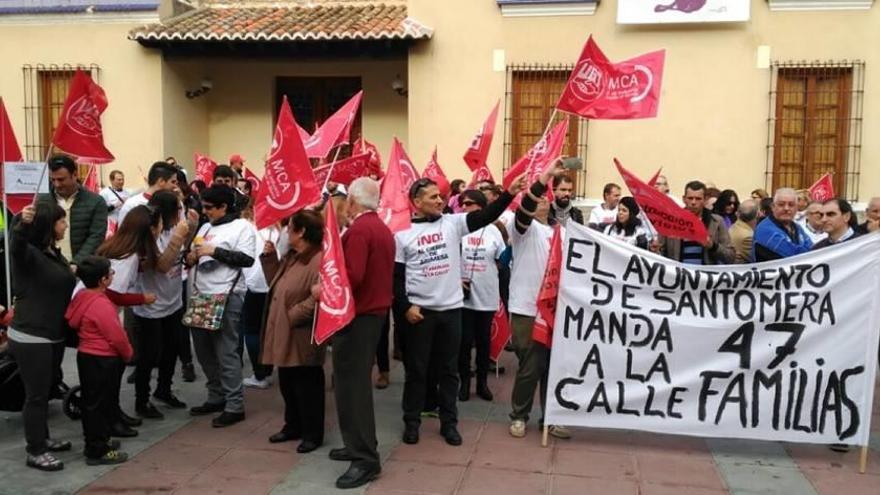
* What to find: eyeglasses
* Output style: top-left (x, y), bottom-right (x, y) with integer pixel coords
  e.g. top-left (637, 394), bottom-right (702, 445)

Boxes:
top-left (478, 186), bottom-right (494, 192)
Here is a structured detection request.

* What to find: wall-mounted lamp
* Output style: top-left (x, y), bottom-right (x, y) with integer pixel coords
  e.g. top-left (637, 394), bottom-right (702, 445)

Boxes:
top-left (391, 74), bottom-right (408, 97)
top-left (186, 78), bottom-right (213, 99)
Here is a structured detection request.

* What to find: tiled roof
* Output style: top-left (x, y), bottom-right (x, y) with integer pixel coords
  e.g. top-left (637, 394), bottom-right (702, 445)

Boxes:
top-left (128, 3), bottom-right (433, 42)
top-left (0, 0), bottom-right (159, 15)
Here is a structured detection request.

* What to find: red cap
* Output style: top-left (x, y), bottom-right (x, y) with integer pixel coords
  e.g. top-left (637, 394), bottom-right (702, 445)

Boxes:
top-left (229, 154), bottom-right (245, 164)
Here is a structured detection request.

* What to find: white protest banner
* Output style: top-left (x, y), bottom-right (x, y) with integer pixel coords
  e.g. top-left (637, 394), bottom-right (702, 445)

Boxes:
top-left (546, 223), bottom-right (880, 446)
top-left (3, 161), bottom-right (49, 194)
top-left (618, 0), bottom-right (750, 24)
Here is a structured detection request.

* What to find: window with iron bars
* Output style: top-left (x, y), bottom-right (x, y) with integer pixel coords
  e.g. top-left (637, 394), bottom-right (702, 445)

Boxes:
top-left (504, 64), bottom-right (588, 198)
top-left (22, 64), bottom-right (101, 165)
top-left (765, 61), bottom-right (864, 201)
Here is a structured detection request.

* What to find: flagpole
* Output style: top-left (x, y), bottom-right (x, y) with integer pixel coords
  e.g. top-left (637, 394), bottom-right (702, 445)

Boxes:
top-left (1, 97), bottom-right (10, 309)
top-left (30, 143), bottom-right (55, 206)
top-left (525, 108), bottom-right (560, 177)
top-left (321, 145), bottom-right (345, 192)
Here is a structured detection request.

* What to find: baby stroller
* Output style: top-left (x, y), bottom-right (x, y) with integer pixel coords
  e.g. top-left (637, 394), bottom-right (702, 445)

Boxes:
top-left (0, 342), bottom-right (83, 419)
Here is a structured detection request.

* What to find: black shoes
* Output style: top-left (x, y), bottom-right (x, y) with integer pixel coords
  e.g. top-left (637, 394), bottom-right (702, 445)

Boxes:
top-left (181, 363), bottom-right (196, 383)
top-left (402, 424), bottom-right (420, 445)
top-left (269, 430), bottom-right (300, 443)
top-left (212, 411), bottom-right (245, 428)
top-left (329, 448), bottom-right (358, 461)
top-left (440, 425), bottom-right (462, 446)
top-left (85, 450), bottom-right (128, 466)
top-left (119, 410), bottom-right (142, 427)
top-left (46, 439), bottom-right (72, 452)
top-left (109, 423), bottom-right (139, 438)
top-left (153, 392), bottom-right (187, 409)
top-left (136, 402), bottom-right (164, 419)
top-left (296, 440), bottom-right (321, 453)
top-left (336, 463), bottom-right (381, 489)
top-left (476, 382), bottom-right (494, 401)
top-left (190, 402), bottom-right (225, 416)
top-left (458, 380), bottom-right (470, 402)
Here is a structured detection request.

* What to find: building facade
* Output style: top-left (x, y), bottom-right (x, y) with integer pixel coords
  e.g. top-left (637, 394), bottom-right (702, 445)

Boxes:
top-left (0, 0), bottom-right (876, 203)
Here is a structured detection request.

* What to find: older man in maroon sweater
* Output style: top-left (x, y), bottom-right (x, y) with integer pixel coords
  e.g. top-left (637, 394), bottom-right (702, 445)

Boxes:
top-left (327, 177), bottom-right (395, 489)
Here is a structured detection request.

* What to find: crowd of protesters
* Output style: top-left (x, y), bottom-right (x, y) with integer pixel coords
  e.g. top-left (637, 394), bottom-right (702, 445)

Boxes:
top-left (0, 152), bottom-right (877, 488)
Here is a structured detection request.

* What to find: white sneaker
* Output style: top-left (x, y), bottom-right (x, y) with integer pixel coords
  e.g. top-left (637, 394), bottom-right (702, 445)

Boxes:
top-left (243, 376), bottom-right (270, 389)
top-left (548, 425), bottom-right (572, 439)
top-left (509, 419), bottom-right (526, 438)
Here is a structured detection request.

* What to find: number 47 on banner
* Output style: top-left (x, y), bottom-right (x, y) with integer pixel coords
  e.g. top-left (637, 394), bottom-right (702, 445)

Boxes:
top-left (719, 322), bottom-right (805, 370)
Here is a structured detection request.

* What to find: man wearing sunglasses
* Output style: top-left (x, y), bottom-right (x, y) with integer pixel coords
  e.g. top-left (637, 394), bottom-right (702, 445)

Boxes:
top-left (394, 172), bottom-right (531, 446)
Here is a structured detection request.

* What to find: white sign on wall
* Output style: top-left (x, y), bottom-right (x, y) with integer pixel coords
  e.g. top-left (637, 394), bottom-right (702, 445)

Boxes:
top-left (618, 0), bottom-right (751, 24)
top-left (545, 223), bottom-right (879, 446)
top-left (3, 162), bottom-right (48, 194)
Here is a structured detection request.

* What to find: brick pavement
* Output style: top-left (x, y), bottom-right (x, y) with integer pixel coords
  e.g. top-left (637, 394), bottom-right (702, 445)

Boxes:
top-left (0, 349), bottom-right (878, 495)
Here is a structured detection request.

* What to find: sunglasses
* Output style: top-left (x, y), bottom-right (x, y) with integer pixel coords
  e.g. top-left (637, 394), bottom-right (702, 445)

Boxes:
top-left (409, 178), bottom-right (436, 200)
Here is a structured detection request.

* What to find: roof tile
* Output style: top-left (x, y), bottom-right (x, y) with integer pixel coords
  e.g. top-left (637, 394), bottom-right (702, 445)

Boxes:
top-left (128, 3), bottom-right (433, 42)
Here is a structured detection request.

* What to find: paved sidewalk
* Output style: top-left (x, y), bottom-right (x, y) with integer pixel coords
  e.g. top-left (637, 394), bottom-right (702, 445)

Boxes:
top-left (1, 348), bottom-right (878, 495)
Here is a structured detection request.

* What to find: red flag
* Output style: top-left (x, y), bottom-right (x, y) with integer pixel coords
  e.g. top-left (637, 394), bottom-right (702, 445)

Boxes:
top-left (314, 203), bottom-right (356, 345)
top-left (243, 167), bottom-right (262, 195)
top-left (557, 36), bottom-right (665, 120)
top-left (354, 136), bottom-right (383, 178)
top-left (193, 153), bottom-right (217, 184)
top-left (468, 165), bottom-right (495, 189)
top-left (809, 173), bottom-right (835, 202)
top-left (422, 148), bottom-right (451, 198)
top-left (503, 118), bottom-right (569, 190)
top-left (83, 164), bottom-right (99, 193)
top-left (647, 167), bottom-right (662, 188)
top-left (0, 98), bottom-right (22, 164)
top-left (51, 70), bottom-right (114, 163)
top-left (377, 138), bottom-right (412, 234)
top-left (254, 96), bottom-right (322, 229)
top-left (312, 153), bottom-right (372, 187)
top-left (463, 100), bottom-right (500, 171)
top-left (297, 123), bottom-right (311, 143)
top-left (489, 304), bottom-right (511, 362)
top-left (1, 97), bottom-right (26, 208)
top-left (533, 225), bottom-right (562, 347)
top-left (304, 91), bottom-right (363, 159)
top-left (614, 158), bottom-right (708, 243)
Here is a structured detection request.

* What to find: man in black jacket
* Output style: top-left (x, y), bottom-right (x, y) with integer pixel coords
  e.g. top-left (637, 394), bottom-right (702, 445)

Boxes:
top-left (548, 175), bottom-right (583, 226)
top-left (39, 155), bottom-right (108, 268)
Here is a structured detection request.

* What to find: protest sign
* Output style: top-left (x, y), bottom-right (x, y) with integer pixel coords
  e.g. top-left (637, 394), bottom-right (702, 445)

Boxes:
top-left (546, 222), bottom-right (880, 446)
top-left (3, 162), bottom-right (49, 194)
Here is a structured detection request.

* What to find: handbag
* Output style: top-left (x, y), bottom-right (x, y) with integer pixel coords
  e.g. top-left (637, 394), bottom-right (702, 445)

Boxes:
top-left (182, 262), bottom-right (242, 331)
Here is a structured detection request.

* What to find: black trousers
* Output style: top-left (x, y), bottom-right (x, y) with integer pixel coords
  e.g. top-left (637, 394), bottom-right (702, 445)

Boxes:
top-left (177, 281), bottom-right (193, 365)
top-left (402, 308), bottom-right (461, 427)
top-left (278, 366), bottom-right (325, 444)
top-left (8, 340), bottom-right (57, 455)
top-left (134, 308), bottom-right (183, 405)
top-left (459, 309), bottom-right (493, 385)
top-left (238, 291), bottom-right (272, 380)
top-left (375, 313), bottom-right (391, 373)
top-left (77, 353), bottom-right (123, 458)
top-left (333, 315), bottom-right (383, 467)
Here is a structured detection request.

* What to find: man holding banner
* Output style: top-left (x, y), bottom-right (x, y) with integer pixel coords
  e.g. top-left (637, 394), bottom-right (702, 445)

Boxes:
top-left (656, 180), bottom-right (733, 266)
top-left (507, 165), bottom-right (570, 440)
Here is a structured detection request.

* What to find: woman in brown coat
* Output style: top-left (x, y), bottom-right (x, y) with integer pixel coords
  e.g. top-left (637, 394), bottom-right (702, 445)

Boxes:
top-left (259, 210), bottom-right (325, 453)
